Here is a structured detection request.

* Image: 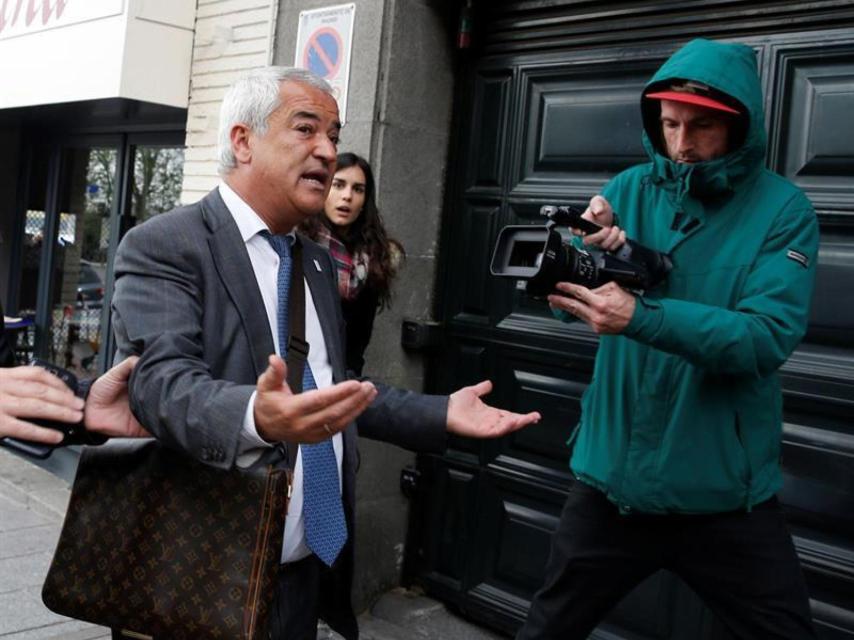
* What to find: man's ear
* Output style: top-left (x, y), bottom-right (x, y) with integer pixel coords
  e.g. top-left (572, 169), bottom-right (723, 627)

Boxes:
top-left (230, 123), bottom-right (253, 165)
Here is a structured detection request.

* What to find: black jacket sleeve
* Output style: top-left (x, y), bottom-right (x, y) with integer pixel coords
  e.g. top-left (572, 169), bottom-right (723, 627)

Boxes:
top-left (341, 287), bottom-right (379, 377)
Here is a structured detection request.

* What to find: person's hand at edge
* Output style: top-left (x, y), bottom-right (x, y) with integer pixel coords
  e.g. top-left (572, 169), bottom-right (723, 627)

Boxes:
top-left (446, 380), bottom-right (540, 438)
top-left (254, 354), bottom-right (377, 444)
top-left (0, 365), bottom-right (83, 442)
top-left (85, 356), bottom-right (151, 437)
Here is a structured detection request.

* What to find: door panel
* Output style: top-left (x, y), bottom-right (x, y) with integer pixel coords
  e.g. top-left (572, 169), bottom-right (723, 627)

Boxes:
top-left (465, 71), bottom-right (513, 194)
top-left (767, 41), bottom-right (854, 212)
top-left (468, 472), bottom-right (564, 602)
top-left (514, 61), bottom-right (654, 197)
top-left (490, 347), bottom-right (589, 480)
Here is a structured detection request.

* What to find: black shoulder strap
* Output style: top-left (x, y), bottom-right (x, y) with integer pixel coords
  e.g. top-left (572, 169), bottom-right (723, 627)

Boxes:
top-left (286, 237), bottom-right (309, 392)
top-left (284, 237), bottom-right (309, 469)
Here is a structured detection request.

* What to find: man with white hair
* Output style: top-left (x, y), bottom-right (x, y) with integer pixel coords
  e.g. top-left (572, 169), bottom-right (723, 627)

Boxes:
top-left (111, 67), bottom-right (540, 639)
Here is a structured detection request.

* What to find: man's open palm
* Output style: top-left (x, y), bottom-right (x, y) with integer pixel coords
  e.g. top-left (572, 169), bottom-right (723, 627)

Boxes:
top-left (447, 380), bottom-right (540, 438)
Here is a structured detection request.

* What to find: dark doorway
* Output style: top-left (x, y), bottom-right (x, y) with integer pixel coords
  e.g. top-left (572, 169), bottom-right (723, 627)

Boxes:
top-left (406, 4), bottom-right (854, 639)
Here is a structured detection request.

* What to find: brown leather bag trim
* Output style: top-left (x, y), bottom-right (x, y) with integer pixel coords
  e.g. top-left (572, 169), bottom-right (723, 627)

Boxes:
top-left (243, 467), bottom-right (293, 637)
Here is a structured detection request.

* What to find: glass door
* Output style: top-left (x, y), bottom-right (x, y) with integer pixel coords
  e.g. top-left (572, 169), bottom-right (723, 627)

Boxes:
top-left (11, 134), bottom-right (186, 375)
top-left (94, 141), bottom-right (185, 367)
top-left (40, 146), bottom-right (118, 376)
top-left (129, 144), bottom-right (185, 225)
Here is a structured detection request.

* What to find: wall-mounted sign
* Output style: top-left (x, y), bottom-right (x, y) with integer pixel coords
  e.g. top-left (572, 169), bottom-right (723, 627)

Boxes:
top-left (0, 0), bottom-right (191, 110)
top-left (0, 0), bottom-right (125, 41)
top-left (294, 3), bottom-right (355, 123)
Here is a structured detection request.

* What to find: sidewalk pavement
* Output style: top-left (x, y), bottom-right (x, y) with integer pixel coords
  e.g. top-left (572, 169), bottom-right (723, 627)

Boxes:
top-left (0, 446), bottom-right (504, 640)
top-left (0, 446), bottom-right (109, 639)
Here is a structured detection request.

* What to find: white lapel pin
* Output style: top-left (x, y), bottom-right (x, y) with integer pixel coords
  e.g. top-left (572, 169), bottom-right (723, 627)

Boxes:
top-left (313, 259), bottom-right (322, 272)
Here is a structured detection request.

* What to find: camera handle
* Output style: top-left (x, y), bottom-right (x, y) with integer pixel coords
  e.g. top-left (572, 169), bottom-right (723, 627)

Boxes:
top-left (541, 205), bottom-right (602, 235)
top-left (541, 205), bottom-right (634, 262)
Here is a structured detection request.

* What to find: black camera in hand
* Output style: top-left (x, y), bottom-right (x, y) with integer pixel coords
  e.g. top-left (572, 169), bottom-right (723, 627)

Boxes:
top-left (490, 204), bottom-right (673, 297)
top-left (0, 360), bottom-right (106, 459)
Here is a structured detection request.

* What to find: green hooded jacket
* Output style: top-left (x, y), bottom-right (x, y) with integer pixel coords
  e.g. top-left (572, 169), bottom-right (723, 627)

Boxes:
top-left (562, 39), bottom-right (819, 514)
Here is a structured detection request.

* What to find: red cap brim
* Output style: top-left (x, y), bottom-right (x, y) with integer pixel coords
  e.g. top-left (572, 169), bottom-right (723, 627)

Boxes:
top-left (645, 90), bottom-right (740, 115)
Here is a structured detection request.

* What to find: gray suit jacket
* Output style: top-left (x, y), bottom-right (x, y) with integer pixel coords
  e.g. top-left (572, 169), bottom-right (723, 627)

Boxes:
top-left (111, 188), bottom-right (447, 635)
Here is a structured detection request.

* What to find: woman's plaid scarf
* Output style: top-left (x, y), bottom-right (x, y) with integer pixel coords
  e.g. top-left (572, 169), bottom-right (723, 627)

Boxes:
top-left (315, 226), bottom-right (370, 301)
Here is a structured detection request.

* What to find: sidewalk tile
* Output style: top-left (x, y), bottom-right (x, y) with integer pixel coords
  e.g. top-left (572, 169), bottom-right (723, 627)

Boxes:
top-left (0, 585), bottom-right (83, 634)
top-left (0, 551), bottom-right (54, 595)
top-left (0, 618), bottom-right (108, 640)
top-left (0, 524), bottom-right (61, 560)
top-left (0, 495), bottom-right (54, 532)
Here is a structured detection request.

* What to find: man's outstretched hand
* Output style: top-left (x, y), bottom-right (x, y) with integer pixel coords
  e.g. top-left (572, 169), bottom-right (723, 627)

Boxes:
top-left (86, 356), bottom-right (150, 437)
top-left (446, 380), bottom-right (540, 438)
top-left (254, 354), bottom-right (377, 444)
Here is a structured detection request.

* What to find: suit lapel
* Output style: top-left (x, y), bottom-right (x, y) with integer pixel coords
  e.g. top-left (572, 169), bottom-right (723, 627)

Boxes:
top-left (300, 237), bottom-right (347, 382)
top-left (201, 190), bottom-right (275, 378)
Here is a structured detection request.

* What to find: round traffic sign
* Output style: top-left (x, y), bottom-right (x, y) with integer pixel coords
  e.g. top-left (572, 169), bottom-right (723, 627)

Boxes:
top-left (303, 27), bottom-right (343, 79)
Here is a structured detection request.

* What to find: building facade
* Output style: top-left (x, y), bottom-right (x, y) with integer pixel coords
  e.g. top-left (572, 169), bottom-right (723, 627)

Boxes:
top-left (2, 1), bottom-right (851, 638)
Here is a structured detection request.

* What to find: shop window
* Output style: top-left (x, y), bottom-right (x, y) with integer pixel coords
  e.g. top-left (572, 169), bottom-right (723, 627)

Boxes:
top-left (131, 146), bottom-right (184, 225)
top-left (44, 147), bottom-right (116, 376)
top-left (10, 139), bottom-right (184, 372)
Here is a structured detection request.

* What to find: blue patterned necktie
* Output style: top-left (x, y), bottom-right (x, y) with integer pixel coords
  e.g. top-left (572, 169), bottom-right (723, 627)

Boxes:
top-left (263, 232), bottom-right (348, 567)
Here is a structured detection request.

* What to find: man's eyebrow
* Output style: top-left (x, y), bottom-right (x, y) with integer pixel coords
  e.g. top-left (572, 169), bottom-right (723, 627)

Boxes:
top-left (290, 111), bottom-right (342, 131)
top-left (291, 110), bottom-right (321, 121)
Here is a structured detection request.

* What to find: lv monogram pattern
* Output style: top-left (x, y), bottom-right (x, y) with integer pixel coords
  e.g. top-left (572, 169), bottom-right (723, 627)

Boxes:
top-left (264, 233), bottom-right (347, 567)
top-left (42, 443), bottom-right (288, 639)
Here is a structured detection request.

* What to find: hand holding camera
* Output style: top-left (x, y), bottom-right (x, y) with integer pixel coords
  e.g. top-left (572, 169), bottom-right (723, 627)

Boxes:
top-left (0, 364), bottom-right (83, 447)
top-left (0, 356), bottom-right (146, 458)
top-left (574, 195), bottom-right (627, 252)
top-left (548, 280), bottom-right (639, 335)
top-left (490, 197), bottom-right (672, 298)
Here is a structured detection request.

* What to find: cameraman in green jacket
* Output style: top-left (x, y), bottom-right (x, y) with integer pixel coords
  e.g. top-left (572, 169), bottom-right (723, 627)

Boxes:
top-left (518, 39), bottom-right (819, 639)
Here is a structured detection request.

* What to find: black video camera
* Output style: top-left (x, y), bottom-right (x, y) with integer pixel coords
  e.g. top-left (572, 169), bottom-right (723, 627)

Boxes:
top-left (0, 359), bottom-right (107, 459)
top-left (490, 204), bottom-right (673, 297)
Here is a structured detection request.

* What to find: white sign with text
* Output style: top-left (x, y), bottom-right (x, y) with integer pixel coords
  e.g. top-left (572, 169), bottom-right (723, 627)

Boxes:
top-left (0, 0), bottom-right (125, 41)
top-left (294, 3), bottom-right (355, 123)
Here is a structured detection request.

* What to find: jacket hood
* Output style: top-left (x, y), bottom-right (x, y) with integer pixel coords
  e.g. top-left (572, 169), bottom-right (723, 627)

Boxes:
top-left (641, 39), bottom-right (767, 200)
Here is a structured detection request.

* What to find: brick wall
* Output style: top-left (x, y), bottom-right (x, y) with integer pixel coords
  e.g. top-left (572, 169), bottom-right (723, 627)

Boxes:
top-left (181, 0), bottom-right (279, 204)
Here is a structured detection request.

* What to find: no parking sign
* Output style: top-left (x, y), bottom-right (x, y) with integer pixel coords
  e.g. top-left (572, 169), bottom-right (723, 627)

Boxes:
top-left (295, 4), bottom-right (355, 123)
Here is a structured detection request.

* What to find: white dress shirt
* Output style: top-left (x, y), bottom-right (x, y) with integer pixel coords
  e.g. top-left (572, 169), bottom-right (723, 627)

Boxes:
top-left (219, 182), bottom-right (344, 563)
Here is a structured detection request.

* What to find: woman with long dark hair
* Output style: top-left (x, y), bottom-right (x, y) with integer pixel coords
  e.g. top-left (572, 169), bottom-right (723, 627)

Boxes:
top-left (302, 152), bottom-right (404, 375)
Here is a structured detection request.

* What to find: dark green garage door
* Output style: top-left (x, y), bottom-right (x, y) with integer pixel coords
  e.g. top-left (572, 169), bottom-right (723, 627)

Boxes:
top-left (405, 2), bottom-right (854, 639)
